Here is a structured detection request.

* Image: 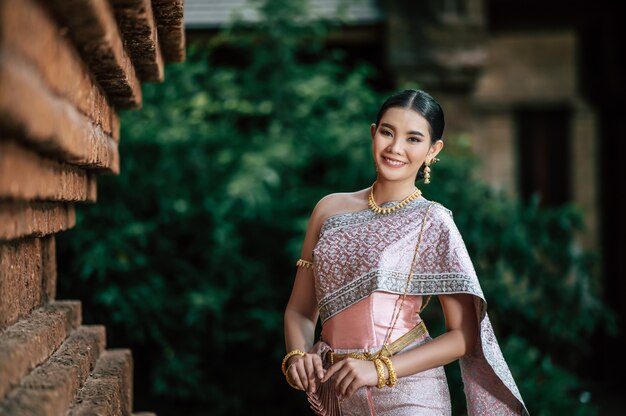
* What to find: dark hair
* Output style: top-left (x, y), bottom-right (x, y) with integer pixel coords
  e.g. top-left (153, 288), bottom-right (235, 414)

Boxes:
top-left (374, 89), bottom-right (445, 143)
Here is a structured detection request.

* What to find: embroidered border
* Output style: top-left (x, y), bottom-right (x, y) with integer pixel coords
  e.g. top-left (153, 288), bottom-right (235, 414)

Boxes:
top-left (318, 268), bottom-right (484, 323)
top-left (319, 198), bottom-right (431, 236)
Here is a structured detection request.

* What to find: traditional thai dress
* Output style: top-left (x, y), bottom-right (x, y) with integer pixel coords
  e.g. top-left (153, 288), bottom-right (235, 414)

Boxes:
top-left (307, 197), bottom-right (528, 416)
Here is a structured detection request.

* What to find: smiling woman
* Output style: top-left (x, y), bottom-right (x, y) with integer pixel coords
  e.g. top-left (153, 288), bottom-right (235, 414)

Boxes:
top-left (283, 90), bottom-right (529, 415)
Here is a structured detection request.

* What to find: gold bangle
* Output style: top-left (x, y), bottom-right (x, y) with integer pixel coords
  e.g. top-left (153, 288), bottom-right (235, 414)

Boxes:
top-left (373, 358), bottom-right (387, 389)
top-left (281, 349), bottom-right (305, 376)
top-left (379, 356), bottom-right (397, 387)
top-left (296, 259), bottom-right (313, 269)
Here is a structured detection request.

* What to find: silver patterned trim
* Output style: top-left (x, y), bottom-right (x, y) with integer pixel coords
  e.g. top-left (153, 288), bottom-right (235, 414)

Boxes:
top-left (319, 268), bottom-right (483, 323)
top-left (319, 198), bottom-right (430, 236)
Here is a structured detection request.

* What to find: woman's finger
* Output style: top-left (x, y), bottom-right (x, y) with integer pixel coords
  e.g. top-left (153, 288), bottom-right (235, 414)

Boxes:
top-left (312, 354), bottom-right (325, 380)
top-left (332, 361), bottom-right (353, 392)
top-left (287, 364), bottom-right (304, 390)
top-left (303, 356), bottom-right (316, 392)
top-left (296, 362), bottom-right (309, 391)
top-left (345, 376), bottom-right (364, 399)
top-left (337, 372), bottom-right (356, 397)
top-left (321, 361), bottom-right (343, 382)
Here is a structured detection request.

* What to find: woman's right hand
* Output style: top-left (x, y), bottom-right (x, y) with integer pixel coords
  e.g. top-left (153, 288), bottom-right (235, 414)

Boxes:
top-left (286, 353), bottom-right (325, 393)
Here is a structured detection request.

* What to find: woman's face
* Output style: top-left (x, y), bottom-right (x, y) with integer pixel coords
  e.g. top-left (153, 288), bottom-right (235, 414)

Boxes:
top-left (370, 107), bottom-right (443, 183)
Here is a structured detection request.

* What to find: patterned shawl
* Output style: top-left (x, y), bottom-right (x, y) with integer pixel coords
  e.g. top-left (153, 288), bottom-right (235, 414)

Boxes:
top-left (312, 198), bottom-right (529, 416)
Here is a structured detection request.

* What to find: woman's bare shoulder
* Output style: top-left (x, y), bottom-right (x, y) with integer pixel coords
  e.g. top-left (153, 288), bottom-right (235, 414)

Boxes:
top-left (311, 188), bottom-right (370, 225)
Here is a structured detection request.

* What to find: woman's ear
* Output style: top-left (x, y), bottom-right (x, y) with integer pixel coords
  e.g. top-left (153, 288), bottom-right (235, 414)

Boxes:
top-left (370, 123), bottom-right (377, 140)
top-left (429, 139), bottom-right (444, 159)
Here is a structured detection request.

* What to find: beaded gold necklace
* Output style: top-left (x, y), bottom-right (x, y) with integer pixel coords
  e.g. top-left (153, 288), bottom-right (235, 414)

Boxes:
top-left (368, 182), bottom-right (422, 215)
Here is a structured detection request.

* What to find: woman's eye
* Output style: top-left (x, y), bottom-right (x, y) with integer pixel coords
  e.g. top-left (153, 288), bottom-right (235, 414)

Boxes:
top-left (381, 130), bottom-right (392, 137)
top-left (408, 137), bottom-right (421, 143)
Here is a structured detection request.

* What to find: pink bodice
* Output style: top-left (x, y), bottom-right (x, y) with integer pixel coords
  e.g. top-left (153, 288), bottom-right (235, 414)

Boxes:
top-left (321, 292), bottom-right (423, 349)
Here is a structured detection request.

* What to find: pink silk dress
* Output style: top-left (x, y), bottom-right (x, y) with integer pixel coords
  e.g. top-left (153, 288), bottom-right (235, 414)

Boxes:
top-left (321, 293), bottom-right (451, 416)
top-left (307, 197), bottom-right (528, 416)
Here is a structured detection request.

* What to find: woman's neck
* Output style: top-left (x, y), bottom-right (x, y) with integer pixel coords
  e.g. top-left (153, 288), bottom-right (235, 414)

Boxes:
top-left (372, 178), bottom-right (419, 204)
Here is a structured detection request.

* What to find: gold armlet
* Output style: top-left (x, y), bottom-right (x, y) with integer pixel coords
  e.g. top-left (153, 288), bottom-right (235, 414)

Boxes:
top-left (379, 356), bottom-right (397, 387)
top-left (373, 358), bottom-right (387, 389)
top-left (281, 349), bottom-right (305, 376)
top-left (296, 259), bottom-right (313, 269)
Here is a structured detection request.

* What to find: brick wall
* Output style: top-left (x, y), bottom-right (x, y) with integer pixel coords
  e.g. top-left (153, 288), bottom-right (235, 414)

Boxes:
top-left (0, 1), bottom-right (184, 414)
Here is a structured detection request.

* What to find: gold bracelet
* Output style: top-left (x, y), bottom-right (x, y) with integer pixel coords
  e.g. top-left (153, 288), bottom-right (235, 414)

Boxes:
top-left (296, 259), bottom-right (313, 269)
top-left (373, 358), bottom-right (387, 389)
top-left (281, 349), bottom-right (305, 376)
top-left (379, 356), bottom-right (397, 387)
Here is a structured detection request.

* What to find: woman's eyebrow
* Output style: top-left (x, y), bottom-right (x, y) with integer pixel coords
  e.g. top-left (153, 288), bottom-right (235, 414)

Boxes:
top-left (381, 123), bottom-right (425, 137)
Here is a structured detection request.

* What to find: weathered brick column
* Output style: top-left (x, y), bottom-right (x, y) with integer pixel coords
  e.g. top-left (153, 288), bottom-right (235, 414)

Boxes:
top-left (0, 0), bottom-right (185, 414)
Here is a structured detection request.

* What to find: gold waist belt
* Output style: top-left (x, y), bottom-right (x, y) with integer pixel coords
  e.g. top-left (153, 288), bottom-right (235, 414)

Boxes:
top-left (328, 320), bottom-right (428, 365)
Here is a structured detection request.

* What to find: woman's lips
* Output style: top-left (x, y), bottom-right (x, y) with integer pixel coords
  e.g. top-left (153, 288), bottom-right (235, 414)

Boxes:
top-left (381, 156), bottom-right (407, 168)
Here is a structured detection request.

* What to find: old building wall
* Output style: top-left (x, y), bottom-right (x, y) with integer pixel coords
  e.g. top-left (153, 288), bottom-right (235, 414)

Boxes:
top-left (472, 30), bottom-right (599, 249)
top-left (0, 0), bottom-right (184, 414)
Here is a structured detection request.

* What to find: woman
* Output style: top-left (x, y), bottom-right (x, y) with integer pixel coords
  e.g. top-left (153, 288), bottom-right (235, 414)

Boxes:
top-left (283, 90), bottom-right (528, 415)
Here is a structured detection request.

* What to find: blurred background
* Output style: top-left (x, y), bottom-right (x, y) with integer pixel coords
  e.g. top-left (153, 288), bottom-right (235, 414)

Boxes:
top-left (54, 0), bottom-right (625, 414)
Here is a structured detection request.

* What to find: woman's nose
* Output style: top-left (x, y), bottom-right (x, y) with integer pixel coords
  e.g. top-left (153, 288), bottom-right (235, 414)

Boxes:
top-left (388, 138), bottom-right (403, 154)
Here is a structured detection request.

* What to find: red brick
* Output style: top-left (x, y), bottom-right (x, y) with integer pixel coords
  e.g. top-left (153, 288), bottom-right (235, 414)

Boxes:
top-left (40, 235), bottom-right (56, 303)
top-left (68, 349), bottom-right (133, 416)
top-left (0, 201), bottom-right (75, 242)
top-left (152, 0), bottom-right (185, 62)
top-left (0, 55), bottom-right (120, 173)
top-left (0, 238), bottom-right (43, 330)
top-left (0, 325), bottom-right (105, 416)
top-left (0, 140), bottom-right (91, 202)
top-left (44, 0), bottom-right (142, 108)
top-left (0, 0), bottom-right (119, 141)
top-left (0, 301), bottom-right (81, 400)
top-left (111, 0), bottom-right (164, 82)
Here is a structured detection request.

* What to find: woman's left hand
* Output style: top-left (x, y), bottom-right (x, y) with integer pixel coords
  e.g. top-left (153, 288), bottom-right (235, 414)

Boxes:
top-left (321, 358), bottom-right (380, 400)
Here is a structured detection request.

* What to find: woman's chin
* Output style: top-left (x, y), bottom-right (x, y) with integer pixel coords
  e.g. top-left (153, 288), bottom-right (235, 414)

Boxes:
top-left (377, 172), bottom-right (414, 182)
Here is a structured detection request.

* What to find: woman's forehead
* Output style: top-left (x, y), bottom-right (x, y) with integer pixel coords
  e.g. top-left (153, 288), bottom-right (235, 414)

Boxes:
top-left (380, 107), bottom-right (430, 132)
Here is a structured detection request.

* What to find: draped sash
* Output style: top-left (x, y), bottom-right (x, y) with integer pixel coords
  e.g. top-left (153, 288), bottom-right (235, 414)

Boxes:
top-left (312, 198), bottom-right (529, 416)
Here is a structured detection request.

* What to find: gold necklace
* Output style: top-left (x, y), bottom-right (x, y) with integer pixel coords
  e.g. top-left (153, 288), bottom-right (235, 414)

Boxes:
top-left (368, 182), bottom-right (422, 215)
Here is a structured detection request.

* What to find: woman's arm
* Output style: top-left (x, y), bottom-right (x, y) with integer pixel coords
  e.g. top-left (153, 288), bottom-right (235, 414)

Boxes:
top-left (323, 293), bottom-right (479, 399)
top-left (390, 293), bottom-right (479, 378)
top-left (283, 194), bottom-right (344, 392)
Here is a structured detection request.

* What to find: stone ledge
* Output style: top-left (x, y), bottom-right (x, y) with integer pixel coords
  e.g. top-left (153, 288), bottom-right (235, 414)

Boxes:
top-left (0, 140), bottom-right (95, 202)
top-left (0, 301), bottom-right (82, 401)
top-left (153, 0), bottom-right (185, 62)
top-left (68, 349), bottom-right (133, 416)
top-left (0, 201), bottom-right (75, 241)
top-left (0, 52), bottom-right (120, 173)
top-left (44, 0), bottom-right (142, 108)
top-left (0, 325), bottom-right (106, 416)
top-left (111, 0), bottom-right (164, 82)
top-left (0, 0), bottom-right (119, 141)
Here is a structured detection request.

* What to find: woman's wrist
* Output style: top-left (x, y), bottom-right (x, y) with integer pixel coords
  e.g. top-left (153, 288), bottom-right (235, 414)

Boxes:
top-left (281, 349), bottom-right (306, 376)
top-left (286, 354), bottom-right (304, 367)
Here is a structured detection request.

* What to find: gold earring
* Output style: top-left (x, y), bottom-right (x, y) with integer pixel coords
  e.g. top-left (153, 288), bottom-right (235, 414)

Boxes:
top-left (423, 157), bottom-right (439, 184)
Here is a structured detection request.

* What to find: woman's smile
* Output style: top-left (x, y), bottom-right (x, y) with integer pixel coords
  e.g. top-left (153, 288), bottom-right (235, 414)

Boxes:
top-left (381, 156), bottom-right (407, 168)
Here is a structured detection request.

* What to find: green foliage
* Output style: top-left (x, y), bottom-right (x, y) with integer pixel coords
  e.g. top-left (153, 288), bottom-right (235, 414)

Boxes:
top-left (56, 0), bottom-right (614, 414)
